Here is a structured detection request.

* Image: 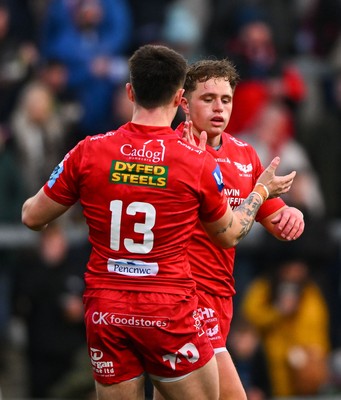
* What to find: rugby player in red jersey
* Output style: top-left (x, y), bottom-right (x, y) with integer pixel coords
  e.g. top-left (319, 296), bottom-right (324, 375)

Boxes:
top-left (22, 46), bottom-right (296, 400)
top-left (154, 59), bottom-right (304, 400)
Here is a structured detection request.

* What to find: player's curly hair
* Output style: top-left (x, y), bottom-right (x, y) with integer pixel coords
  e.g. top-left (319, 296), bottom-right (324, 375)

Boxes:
top-left (184, 59), bottom-right (240, 96)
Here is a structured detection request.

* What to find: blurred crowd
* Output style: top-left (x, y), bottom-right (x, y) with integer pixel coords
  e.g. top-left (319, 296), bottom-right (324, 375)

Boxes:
top-left (1, 0), bottom-right (341, 398)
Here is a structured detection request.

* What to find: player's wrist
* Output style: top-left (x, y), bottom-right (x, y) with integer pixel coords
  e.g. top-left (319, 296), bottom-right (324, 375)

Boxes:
top-left (252, 183), bottom-right (269, 203)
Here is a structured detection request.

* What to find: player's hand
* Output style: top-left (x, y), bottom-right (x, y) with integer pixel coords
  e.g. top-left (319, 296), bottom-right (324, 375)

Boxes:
top-left (182, 120), bottom-right (207, 151)
top-left (271, 206), bottom-right (305, 240)
top-left (257, 157), bottom-right (296, 199)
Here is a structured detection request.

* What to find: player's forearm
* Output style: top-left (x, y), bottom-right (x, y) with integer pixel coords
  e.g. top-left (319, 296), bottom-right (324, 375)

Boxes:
top-left (230, 190), bottom-right (264, 244)
top-left (22, 199), bottom-right (49, 231)
top-left (201, 188), bottom-right (265, 248)
top-left (22, 188), bottom-right (69, 231)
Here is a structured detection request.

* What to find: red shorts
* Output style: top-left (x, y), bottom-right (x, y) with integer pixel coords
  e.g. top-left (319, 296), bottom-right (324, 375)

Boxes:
top-left (196, 290), bottom-right (233, 352)
top-left (83, 289), bottom-right (214, 384)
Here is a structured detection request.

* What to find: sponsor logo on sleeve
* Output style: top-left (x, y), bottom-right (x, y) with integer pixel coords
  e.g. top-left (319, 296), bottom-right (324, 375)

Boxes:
top-left (47, 160), bottom-right (64, 188)
top-left (212, 165), bottom-right (224, 192)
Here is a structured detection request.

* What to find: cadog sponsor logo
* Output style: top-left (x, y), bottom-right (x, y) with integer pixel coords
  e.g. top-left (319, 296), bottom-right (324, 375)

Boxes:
top-left (120, 139), bottom-right (165, 163)
top-left (92, 311), bottom-right (169, 328)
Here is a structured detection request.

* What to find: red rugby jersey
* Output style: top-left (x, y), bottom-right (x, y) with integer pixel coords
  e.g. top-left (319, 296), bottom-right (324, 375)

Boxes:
top-left (176, 123), bottom-right (286, 297)
top-left (44, 122), bottom-right (227, 294)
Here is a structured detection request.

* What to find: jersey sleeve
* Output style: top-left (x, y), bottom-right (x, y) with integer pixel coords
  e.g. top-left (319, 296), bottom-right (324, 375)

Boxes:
top-left (256, 197), bottom-right (286, 221)
top-left (198, 153), bottom-right (228, 222)
top-left (43, 139), bottom-right (86, 206)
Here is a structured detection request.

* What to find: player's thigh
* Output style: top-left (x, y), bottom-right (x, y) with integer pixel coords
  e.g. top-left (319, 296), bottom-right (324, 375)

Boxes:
top-left (152, 356), bottom-right (219, 400)
top-left (95, 374), bottom-right (145, 400)
top-left (216, 351), bottom-right (247, 400)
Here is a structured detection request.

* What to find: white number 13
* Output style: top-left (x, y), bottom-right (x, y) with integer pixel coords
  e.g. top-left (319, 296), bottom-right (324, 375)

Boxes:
top-left (110, 200), bottom-right (156, 254)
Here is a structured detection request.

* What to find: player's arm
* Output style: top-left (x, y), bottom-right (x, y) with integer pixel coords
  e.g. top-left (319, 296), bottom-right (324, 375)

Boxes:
top-left (201, 157), bottom-right (296, 248)
top-left (260, 205), bottom-right (305, 241)
top-left (22, 188), bottom-right (70, 231)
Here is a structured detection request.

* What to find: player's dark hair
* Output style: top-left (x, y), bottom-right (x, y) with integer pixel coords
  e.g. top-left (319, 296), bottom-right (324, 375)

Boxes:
top-left (128, 44), bottom-right (187, 109)
top-left (184, 59), bottom-right (240, 96)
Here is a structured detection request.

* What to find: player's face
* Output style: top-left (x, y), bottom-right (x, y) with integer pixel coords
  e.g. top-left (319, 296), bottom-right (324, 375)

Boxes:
top-left (186, 78), bottom-right (233, 145)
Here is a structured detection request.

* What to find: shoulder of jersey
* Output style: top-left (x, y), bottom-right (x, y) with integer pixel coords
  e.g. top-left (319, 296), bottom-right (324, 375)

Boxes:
top-left (175, 137), bottom-right (206, 157)
top-left (88, 130), bottom-right (117, 142)
top-left (224, 132), bottom-right (249, 148)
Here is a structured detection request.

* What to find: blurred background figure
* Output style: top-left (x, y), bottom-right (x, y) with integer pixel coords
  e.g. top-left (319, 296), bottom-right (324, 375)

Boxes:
top-left (295, 0), bottom-right (341, 220)
top-left (39, 0), bottom-right (132, 137)
top-left (228, 18), bottom-right (305, 136)
top-left (161, 0), bottom-right (210, 62)
top-left (227, 315), bottom-right (272, 400)
top-left (10, 81), bottom-right (69, 197)
top-left (239, 100), bottom-right (325, 217)
top-left (0, 124), bottom-right (26, 379)
top-left (36, 58), bottom-right (83, 150)
top-left (240, 252), bottom-right (331, 397)
top-left (327, 348), bottom-right (341, 395)
top-left (210, 6), bottom-right (306, 137)
top-left (0, 0), bottom-right (38, 125)
top-left (13, 223), bottom-right (93, 399)
top-left (232, 98), bottom-right (327, 308)
top-left (126, 0), bottom-right (172, 51)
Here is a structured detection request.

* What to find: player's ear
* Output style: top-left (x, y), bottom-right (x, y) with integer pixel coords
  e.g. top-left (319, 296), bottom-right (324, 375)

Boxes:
top-left (180, 96), bottom-right (190, 114)
top-left (174, 88), bottom-right (185, 107)
top-left (126, 83), bottom-right (135, 102)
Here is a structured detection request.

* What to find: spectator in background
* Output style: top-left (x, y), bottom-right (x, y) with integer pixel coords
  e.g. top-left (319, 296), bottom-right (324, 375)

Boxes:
top-left (13, 223), bottom-right (92, 399)
top-left (0, 1), bottom-right (38, 124)
top-left (0, 125), bottom-right (26, 372)
top-left (39, 0), bottom-right (132, 136)
top-left (0, 124), bottom-right (25, 229)
top-left (36, 58), bottom-right (84, 149)
top-left (239, 100), bottom-right (325, 217)
top-left (5, 0), bottom-right (42, 43)
top-left (10, 81), bottom-right (69, 196)
top-left (227, 315), bottom-right (272, 400)
top-left (0, 1), bottom-right (38, 377)
top-left (286, 1), bottom-right (341, 221)
top-left (161, 0), bottom-right (210, 62)
top-left (240, 252), bottom-right (331, 397)
top-left (221, 11), bottom-right (305, 136)
top-left (294, 0), bottom-right (341, 61)
top-left (126, 0), bottom-right (173, 51)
